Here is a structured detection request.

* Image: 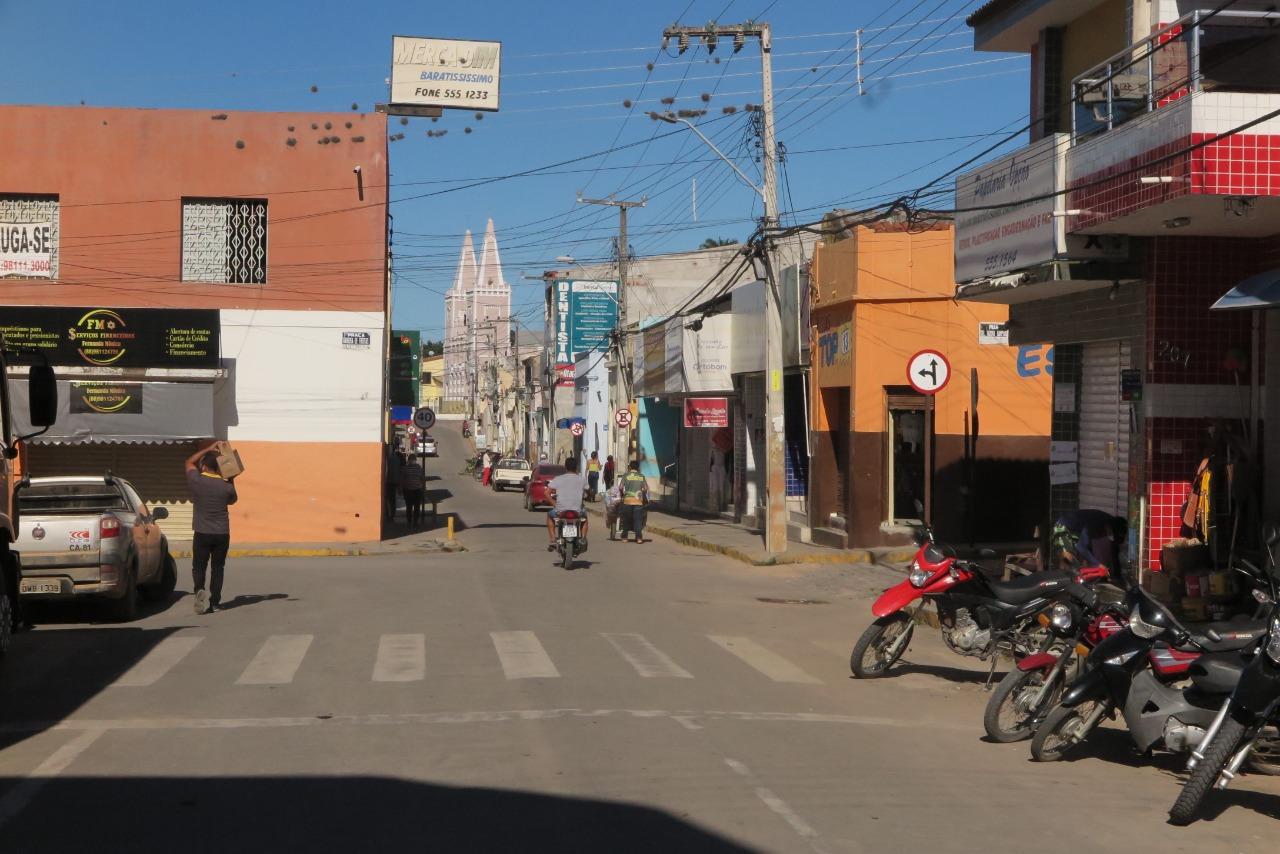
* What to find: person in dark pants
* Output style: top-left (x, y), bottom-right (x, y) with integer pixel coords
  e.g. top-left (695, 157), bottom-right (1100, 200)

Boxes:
top-left (402, 455), bottom-right (426, 526)
top-left (603, 455), bottom-right (616, 492)
top-left (619, 460), bottom-right (650, 544)
top-left (184, 443), bottom-right (238, 615)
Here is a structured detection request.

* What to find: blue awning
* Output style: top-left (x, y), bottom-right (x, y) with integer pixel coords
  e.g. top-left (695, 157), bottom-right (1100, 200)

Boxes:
top-left (1212, 268), bottom-right (1280, 311)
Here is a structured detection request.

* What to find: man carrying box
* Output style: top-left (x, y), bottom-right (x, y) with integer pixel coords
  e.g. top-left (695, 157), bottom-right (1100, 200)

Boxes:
top-left (184, 440), bottom-right (240, 615)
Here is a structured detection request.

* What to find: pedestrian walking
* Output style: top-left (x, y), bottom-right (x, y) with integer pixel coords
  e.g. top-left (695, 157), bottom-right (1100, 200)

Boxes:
top-left (603, 454), bottom-right (616, 492)
top-left (586, 451), bottom-right (601, 501)
top-left (384, 445), bottom-right (401, 522)
top-left (481, 448), bottom-right (494, 487)
top-left (184, 442), bottom-right (238, 615)
top-left (619, 460), bottom-right (650, 544)
top-left (402, 455), bottom-right (426, 526)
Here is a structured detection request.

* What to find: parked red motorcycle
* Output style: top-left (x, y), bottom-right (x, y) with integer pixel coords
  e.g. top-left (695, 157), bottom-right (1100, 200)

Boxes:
top-left (983, 597), bottom-right (1126, 742)
top-left (850, 524), bottom-right (1109, 680)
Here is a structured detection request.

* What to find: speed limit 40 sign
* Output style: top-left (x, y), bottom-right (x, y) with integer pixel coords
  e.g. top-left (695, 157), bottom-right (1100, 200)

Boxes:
top-left (413, 407), bottom-right (436, 430)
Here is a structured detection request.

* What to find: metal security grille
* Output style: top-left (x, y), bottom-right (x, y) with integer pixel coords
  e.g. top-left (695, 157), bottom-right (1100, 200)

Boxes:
top-left (182, 199), bottom-right (267, 284)
top-left (0, 194), bottom-right (59, 279)
top-left (1079, 340), bottom-right (1131, 517)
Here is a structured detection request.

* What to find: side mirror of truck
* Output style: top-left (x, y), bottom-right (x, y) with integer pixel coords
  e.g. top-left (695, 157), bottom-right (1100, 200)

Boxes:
top-left (28, 365), bottom-right (57, 428)
top-left (150, 506), bottom-right (170, 521)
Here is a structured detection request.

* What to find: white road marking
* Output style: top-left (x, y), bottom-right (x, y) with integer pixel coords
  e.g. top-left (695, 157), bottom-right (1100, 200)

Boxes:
top-left (372, 634), bottom-right (426, 682)
top-left (0, 708), bottom-right (975, 734)
top-left (110, 636), bottom-right (203, 687)
top-left (708, 636), bottom-right (821, 684)
top-left (724, 757), bottom-right (833, 854)
top-left (235, 635), bottom-right (313, 685)
top-left (490, 631), bottom-right (560, 679)
top-left (0, 728), bottom-right (105, 829)
top-left (602, 633), bottom-right (693, 678)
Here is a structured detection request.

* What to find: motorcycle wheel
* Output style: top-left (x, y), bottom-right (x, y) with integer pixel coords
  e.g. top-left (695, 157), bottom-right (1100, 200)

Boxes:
top-left (984, 666), bottom-right (1061, 743)
top-left (1169, 716), bottom-right (1246, 825)
top-left (1030, 701), bottom-right (1105, 761)
top-left (849, 613), bottom-right (912, 679)
top-left (561, 540), bottom-right (576, 569)
top-left (1246, 731), bottom-right (1280, 775)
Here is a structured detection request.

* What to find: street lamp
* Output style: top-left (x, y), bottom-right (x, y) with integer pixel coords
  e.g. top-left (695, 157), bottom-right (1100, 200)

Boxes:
top-left (648, 111), bottom-right (765, 200)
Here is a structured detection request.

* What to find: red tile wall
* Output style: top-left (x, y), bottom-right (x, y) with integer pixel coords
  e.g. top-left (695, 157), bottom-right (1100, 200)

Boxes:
top-left (1142, 236), bottom-right (1280, 569)
top-left (1191, 133), bottom-right (1280, 197)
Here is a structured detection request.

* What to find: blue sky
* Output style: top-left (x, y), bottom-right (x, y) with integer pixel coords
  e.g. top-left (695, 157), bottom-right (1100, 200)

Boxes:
top-left (0, 0), bottom-right (1028, 339)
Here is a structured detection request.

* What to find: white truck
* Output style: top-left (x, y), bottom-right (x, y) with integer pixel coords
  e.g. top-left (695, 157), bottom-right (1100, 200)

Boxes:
top-left (14, 475), bottom-right (177, 622)
top-left (0, 347), bottom-right (58, 654)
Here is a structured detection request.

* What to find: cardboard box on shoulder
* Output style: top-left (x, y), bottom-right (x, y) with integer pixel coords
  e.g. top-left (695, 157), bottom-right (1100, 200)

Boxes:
top-left (213, 441), bottom-right (245, 479)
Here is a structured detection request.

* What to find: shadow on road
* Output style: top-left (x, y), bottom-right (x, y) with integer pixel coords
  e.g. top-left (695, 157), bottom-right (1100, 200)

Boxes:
top-left (469, 523), bottom-right (547, 530)
top-left (23, 590), bottom-right (186, 626)
top-left (0, 626), bottom-right (188, 751)
top-left (0, 775), bottom-right (756, 852)
top-left (867, 660), bottom-right (999, 686)
top-left (218, 593), bottom-right (291, 611)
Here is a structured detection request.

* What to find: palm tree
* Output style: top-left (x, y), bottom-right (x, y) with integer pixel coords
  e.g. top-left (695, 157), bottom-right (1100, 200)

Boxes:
top-left (699, 237), bottom-right (738, 249)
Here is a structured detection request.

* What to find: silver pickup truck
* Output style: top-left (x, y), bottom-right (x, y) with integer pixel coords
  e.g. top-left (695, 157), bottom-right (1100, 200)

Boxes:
top-left (14, 476), bottom-right (178, 621)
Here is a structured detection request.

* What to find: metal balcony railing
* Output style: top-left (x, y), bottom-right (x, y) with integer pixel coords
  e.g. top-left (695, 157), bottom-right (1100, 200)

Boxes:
top-left (1071, 9), bottom-right (1280, 142)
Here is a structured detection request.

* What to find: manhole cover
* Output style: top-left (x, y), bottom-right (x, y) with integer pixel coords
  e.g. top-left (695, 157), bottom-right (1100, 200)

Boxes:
top-left (756, 597), bottom-right (829, 605)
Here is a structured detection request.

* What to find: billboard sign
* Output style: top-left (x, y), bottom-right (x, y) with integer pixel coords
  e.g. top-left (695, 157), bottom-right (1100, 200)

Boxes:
top-left (0, 221), bottom-right (53, 278)
top-left (0, 307), bottom-right (219, 368)
top-left (391, 36), bottom-right (502, 112)
top-left (684, 397), bottom-right (729, 428)
top-left (954, 133), bottom-right (1066, 283)
top-left (551, 280), bottom-right (619, 363)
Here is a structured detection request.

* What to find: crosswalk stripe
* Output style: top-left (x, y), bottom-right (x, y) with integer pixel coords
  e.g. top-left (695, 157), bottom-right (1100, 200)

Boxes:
top-left (708, 636), bottom-right (821, 684)
top-left (236, 635), bottom-right (313, 685)
top-left (111, 636), bottom-right (204, 688)
top-left (602, 633), bottom-right (693, 678)
top-left (372, 634), bottom-right (426, 682)
top-left (491, 631), bottom-right (560, 679)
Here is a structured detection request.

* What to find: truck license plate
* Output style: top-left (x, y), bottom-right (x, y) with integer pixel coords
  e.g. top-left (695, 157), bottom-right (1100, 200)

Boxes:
top-left (561, 524), bottom-right (579, 538)
top-left (20, 579), bottom-right (62, 595)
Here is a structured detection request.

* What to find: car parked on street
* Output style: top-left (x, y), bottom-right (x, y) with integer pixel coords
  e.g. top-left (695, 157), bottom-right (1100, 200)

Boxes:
top-left (524, 463), bottom-right (567, 510)
top-left (14, 475), bottom-right (178, 621)
top-left (492, 458), bottom-right (532, 492)
top-left (417, 435), bottom-right (438, 457)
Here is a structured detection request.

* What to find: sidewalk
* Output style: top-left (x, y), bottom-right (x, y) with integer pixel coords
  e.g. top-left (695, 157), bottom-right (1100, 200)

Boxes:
top-left (586, 504), bottom-right (917, 568)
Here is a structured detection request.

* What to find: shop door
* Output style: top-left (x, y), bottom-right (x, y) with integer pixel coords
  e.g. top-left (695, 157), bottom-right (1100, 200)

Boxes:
top-left (1079, 340), bottom-right (1130, 517)
top-left (29, 442), bottom-right (198, 540)
top-left (886, 393), bottom-right (932, 524)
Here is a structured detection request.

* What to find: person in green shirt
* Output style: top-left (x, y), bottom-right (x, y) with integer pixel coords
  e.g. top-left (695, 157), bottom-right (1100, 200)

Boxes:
top-left (619, 460), bottom-right (650, 544)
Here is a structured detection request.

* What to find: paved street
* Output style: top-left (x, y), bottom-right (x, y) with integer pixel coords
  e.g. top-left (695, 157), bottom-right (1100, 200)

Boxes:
top-left (0, 425), bottom-right (1275, 852)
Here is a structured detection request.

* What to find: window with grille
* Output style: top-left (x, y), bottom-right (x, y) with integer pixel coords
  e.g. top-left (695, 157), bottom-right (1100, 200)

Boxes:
top-left (0, 194), bottom-right (59, 280)
top-left (181, 198), bottom-right (267, 284)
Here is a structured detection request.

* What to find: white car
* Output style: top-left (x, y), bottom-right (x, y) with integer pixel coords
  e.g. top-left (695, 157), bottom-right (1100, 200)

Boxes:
top-left (491, 458), bottom-right (532, 492)
top-left (417, 435), bottom-right (438, 456)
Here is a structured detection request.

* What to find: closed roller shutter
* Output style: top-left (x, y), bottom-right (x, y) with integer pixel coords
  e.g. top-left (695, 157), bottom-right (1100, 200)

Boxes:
top-left (28, 442), bottom-right (199, 541)
top-left (1078, 341), bottom-right (1130, 517)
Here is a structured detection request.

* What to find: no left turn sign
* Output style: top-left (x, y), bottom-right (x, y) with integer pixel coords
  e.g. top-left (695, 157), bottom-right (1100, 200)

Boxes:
top-left (907, 349), bottom-right (951, 395)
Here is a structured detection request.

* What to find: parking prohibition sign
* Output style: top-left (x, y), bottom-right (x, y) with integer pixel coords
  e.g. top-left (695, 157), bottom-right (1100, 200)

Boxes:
top-left (615, 408), bottom-right (633, 428)
top-left (570, 422), bottom-right (585, 437)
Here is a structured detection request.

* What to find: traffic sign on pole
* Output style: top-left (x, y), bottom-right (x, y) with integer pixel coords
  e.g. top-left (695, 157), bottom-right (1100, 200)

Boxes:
top-left (907, 350), bottom-right (951, 395)
top-left (412, 407), bottom-right (436, 430)
top-left (614, 408), bottom-right (633, 428)
top-left (570, 422), bottom-right (584, 437)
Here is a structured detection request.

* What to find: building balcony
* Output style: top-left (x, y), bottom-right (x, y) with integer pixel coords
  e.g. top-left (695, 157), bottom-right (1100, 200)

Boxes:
top-left (1067, 10), bottom-right (1280, 237)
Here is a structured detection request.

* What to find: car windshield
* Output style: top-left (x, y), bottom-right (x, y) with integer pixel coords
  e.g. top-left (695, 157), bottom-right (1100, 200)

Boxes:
top-left (497, 460), bottom-right (529, 470)
top-left (19, 482), bottom-right (128, 513)
top-left (536, 465), bottom-right (567, 479)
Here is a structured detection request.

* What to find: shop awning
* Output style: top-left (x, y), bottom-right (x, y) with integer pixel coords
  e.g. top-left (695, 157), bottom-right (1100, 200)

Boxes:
top-left (1212, 268), bottom-right (1280, 311)
top-left (8, 380), bottom-right (214, 444)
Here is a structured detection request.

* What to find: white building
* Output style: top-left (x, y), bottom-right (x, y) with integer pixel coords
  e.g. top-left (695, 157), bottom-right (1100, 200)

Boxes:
top-left (442, 218), bottom-right (511, 417)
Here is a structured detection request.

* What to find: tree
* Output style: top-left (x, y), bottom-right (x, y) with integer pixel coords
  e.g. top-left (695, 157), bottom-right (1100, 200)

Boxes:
top-left (421, 340), bottom-right (443, 357)
top-left (699, 237), bottom-right (738, 249)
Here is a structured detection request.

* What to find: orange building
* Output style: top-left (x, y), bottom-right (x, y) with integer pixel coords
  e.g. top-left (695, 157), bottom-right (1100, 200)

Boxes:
top-left (0, 105), bottom-right (388, 543)
top-left (809, 220), bottom-right (1052, 547)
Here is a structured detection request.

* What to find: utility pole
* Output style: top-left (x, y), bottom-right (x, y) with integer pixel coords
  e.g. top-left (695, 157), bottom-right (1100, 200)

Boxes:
top-left (662, 20), bottom-right (786, 555)
top-left (578, 194), bottom-right (646, 464)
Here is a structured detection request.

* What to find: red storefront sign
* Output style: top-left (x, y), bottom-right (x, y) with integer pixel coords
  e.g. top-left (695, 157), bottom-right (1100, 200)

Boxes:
top-left (684, 397), bottom-right (729, 428)
top-left (555, 363), bottom-right (576, 387)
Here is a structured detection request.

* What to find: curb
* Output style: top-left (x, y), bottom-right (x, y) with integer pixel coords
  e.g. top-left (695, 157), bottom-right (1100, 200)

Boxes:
top-left (170, 542), bottom-right (466, 560)
top-left (585, 507), bottom-right (917, 568)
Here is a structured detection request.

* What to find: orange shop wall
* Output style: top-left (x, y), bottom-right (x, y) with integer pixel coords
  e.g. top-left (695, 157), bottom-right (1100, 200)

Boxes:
top-left (227, 441), bottom-right (381, 543)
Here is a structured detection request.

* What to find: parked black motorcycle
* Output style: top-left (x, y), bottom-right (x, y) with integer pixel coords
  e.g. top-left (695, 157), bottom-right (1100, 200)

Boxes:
top-left (1169, 529), bottom-right (1280, 824)
top-left (1031, 569), bottom-right (1269, 764)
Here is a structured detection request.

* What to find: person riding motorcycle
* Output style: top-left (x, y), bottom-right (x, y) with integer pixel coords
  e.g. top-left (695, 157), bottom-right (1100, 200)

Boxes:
top-left (545, 456), bottom-right (588, 552)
